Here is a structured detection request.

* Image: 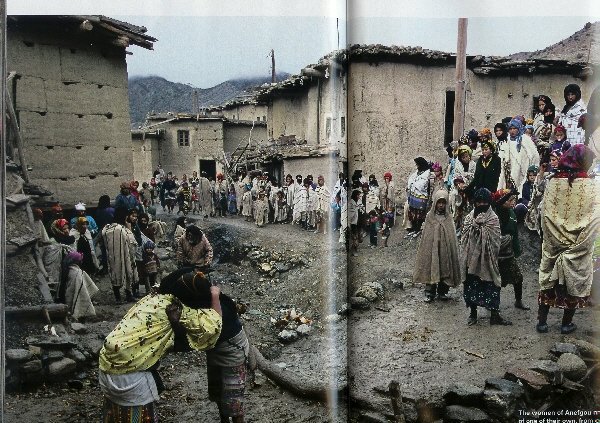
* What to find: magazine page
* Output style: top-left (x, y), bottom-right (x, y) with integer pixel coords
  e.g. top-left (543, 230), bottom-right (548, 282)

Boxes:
top-left (345, 1), bottom-right (600, 422)
top-left (1, 0), bottom-right (350, 422)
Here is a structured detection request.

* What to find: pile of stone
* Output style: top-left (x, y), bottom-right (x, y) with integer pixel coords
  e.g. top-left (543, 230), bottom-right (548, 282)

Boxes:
top-left (349, 281), bottom-right (385, 310)
top-left (270, 308), bottom-right (313, 344)
top-left (5, 323), bottom-right (93, 390)
top-left (364, 338), bottom-right (599, 422)
top-left (244, 244), bottom-right (307, 278)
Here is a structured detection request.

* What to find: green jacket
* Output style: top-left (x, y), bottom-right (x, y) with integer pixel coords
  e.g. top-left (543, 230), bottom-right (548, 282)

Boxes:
top-left (496, 207), bottom-right (521, 257)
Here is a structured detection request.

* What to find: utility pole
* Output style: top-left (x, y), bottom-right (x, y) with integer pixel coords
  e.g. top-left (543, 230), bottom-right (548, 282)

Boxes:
top-left (270, 49), bottom-right (276, 83)
top-left (452, 18), bottom-right (468, 141)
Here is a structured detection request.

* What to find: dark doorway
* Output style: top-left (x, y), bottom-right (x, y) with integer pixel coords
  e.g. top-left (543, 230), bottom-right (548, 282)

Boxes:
top-left (444, 90), bottom-right (455, 146)
top-left (199, 159), bottom-right (216, 179)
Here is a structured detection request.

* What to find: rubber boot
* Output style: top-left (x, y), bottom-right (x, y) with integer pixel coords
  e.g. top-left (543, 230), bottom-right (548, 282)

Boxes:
top-left (125, 289), bottom-right (135, 303)
top-left (437, 282), bottom-right (450, 301)
top-left (536, 304), bottom-right (550, 333)
top-left (112, 286), bottom-right (122, 303)
top-left (467, 306), bottom-right (477, 326)
top-left (561, 309), bottom-right (577, 334)
top-left (490, 310), bottom-right (512, 326)
top-left (513, 283), bottom-right (530, 310)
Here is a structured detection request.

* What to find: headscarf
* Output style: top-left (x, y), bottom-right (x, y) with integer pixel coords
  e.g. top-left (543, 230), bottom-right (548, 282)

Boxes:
top-left (457, 145), bottom-right (473, 158)
top-left (473, 188), bottom-right (492, 203)
top-left (159, 271), bottom-right (212, 309)
top-left (543, 104), bottom-right (556, 124)
top-left (63, 251), bottom-right (83, 267)
top-left (144, 240), bottom-right (156, 250)
top-left (56, 219), bottom-right (68, 230)
top-left (414, 157), bottom-right (429, 172)
top-left (562, 84), bottom-right (582, 114)
top-left (75, 202), bottom-right (86, 211)
top-left (466, 129), bottom-right (479, 143)
top-left (383, 172), bottom-right (392, 180)
top-left (479, 128), bottom-right (492, 141)
top-left (98, 195), bottom-right (111, 209)
top-left (75, 217), bottom-right (88, 231)
top-left (508, 118), bottom-right (525, 151)
top-left (527, 165), bottom-right (539, 174)
top-left (492, 188), bottom-right (518, 206)
top-left (524, 124), bottom-right (534, 133)
top-left (558, 144), bottom-right (596, 173)
top-left (51, 204), bottom-right (63, 216)
top-left (431, 162), bottom-right (442, 172)
top-left (538, 95), bottom-right (553, 107)
top-left (494, 122), bottom-right (508, 142)
top-left (480, 140), bottom-right (496, 153)
top-left (554, 125), bottom-right (566, 136)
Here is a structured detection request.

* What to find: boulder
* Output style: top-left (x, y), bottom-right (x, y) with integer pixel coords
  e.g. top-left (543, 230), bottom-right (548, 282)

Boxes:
top-left (483, 378), bottom-right (525, 421)
top-left (277, 330), bottom-right (299, 344)
top-left (557, 353), bottom-right (587, 381)
top-left (550, 342), bottom-right (579, 357)
top-left (529, 360), bottom-right (563, 384)
top-left (355, 282), bottom-right (384, 302)
top-left (350, 296), bottom-right (371, 310)
top-left (70, 322), bottom-right (88, 334)
top-left (5, 349), bottom-right (33, 363)
top-left (67, 349), bottom-right (87, 363)
top-left (20, 359), bottom-right (42, 373)
top-left (275, 263), bottom-right (290, 273)
top-left (48, 358), bottom-right (77, 377)
top-left (443, 383), bottom-right (484, 406)
top-left (566, 338), bottom-right (600, 360)
top-left (504, 367), bottom-right (550, 395)
top-left (296, 324), bottom-right (311, 336)
top-left (47, 350), bottom-right (65, 361)
top-left (445, 405), bottom-right (490, 422)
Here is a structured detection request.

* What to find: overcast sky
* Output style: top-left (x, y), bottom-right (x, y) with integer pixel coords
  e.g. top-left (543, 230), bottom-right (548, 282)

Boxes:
top-left (8, 0), bottom-right (600, 88)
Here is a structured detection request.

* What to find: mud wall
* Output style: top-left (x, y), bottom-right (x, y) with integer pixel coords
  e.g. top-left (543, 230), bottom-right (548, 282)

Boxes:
top-left (7, 26), bottom-right (133, 204)
top-left (283, 155), bottom-right (341, 186)
top-left (223, 122), bottom-right (268, 154)
top-left (132, 136), bottom-right (161, 182)
top-left (269, 94), bottom-right (309, 141)
top-left (348, 60), bottom-right (590, 203)
top-left (156, 120), bottom-right (224, 177)
top-left (223, 104), bottom-right (268, 122)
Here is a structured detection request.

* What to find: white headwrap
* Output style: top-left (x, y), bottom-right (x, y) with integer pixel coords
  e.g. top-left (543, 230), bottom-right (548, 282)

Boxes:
top-left (75, 202), bottom-right (86, 211)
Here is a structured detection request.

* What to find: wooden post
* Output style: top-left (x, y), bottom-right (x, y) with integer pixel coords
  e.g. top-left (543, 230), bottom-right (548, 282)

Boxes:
top-left (6, 87), bottom-right (31, 183)
top-left (271, 49), bottom-right (276, 83)
top-left (389, 380), bottom-right (406, 423)
top-left (452, 18), bottom-right (468, 141)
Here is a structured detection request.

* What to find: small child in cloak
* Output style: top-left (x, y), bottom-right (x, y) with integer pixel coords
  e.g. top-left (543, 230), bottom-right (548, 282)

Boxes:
top-left (227, 187), bottom-right (237, 215)
top-left (379, 209), bottom-right (392, 247)
top-left (368, 209), bottom-right (380, 248)
top-left (413, 190), bottom-right (461, 302)
top-left (254, 190), bottom-right (269, 227)
top-left (142, 240), bottom-right (160, 294)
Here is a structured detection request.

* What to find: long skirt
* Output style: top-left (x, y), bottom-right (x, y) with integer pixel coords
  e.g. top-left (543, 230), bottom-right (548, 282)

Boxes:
top-left (538, 283), bottom-right (591, 310)
top-left (463, 274), bottom-right (501, 311)
top-left (207, 363), bottom-right (246, 418)
top-left (102, 397), bottom-right (158, 423)
top-left (498, 257), bottom-right (523, 287)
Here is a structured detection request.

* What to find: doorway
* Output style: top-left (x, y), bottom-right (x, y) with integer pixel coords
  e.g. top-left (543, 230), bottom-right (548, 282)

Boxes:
top-left (199, 159), bottom-right (216, 179)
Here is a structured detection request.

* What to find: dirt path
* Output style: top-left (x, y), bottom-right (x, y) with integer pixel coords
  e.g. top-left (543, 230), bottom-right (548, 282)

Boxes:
top-left (4, 211), bottom-right (598, 422)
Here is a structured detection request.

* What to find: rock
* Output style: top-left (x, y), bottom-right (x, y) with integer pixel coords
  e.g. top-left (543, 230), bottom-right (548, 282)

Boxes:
top-left (529, 360), bottom-right (563, 384)
top-left (6, 349), bottom-right (33, 363)
top-left (354, 281), bottom-right (384, 302)
top-left (391, 279), bottom-right (404, 289)
top-left (47, 350), bottom-right (65, 361)
top-left (277, 330), bottom-right (299, 344)
top-left (550, 342), bottom-right (579, 356)
top-left (253, 370), bottom-right (267, 387)
top-left (504, 368), bottom-right (550, 394)
top-left (350, 296), bottom-right (371, 310)
top-left (443, 383), bottom-right (484, 406)
top-left (275, 362), bottom-right (287, 370)
top-left (48, 358), bottom-right (77, 377)
top-left (358, 411), bottom-right (388, 422)
top-left (566, 338), bottom-right (600, 360)
top-left (445, 405), bottom-right (490, 422)
top-left (67, 349), bottom-right (87, 363)
top-left (70, 322), bottom-right (88, 334)
top-left (20, 359), bottom-right (42, 373)
top-left (296, 324), bottom-right (311, 336)
top-left (557, 353), bottom-right (587, 380)
top-left (483, 378), bottom-right (525, 420)
top-left (275, 262), bottom-right (290, 273)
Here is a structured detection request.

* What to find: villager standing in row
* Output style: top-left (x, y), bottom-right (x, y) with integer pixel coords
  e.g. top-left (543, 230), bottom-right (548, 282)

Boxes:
top-left (403, 157), bottom-right (431, 238)
top-left (62, 251), bottom-right (99, 321)
top-left (556, 83), bottom-right (586, 145)
top-left (461, 188), bottom-right (512, 326)
top-left (466, 139), bottom-right (501, 196)
top-left (537, 145), bottom-right (599, 334)
top-left (379, 172), bottom-right (395, 226)
top-left (413, 190), bottom-right (461, 302)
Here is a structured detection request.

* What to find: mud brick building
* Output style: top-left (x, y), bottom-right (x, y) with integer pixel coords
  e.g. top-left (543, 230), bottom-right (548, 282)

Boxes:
top-left (6, 15), bottom-right (155, 204)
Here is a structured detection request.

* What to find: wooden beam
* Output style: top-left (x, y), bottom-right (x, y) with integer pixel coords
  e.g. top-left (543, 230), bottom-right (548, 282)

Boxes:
top-left (452, 18), bottom-right (468, 141)
top-left (5, 85), bottom-right (31, 183)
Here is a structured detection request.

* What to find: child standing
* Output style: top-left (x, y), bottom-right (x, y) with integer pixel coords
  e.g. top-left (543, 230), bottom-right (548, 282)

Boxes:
top-left (368, 210), bottom-right (380, 248)
top-left (413, 190), bottom-right (461, 302)
top-left (142, 240), bottom-right (160, 294)
top-left (254, 190), bottom-right (269, 227)
top-left (242, 184), bottom-right (253, 222)
top-left (227, 186), bottom-right (237, 215)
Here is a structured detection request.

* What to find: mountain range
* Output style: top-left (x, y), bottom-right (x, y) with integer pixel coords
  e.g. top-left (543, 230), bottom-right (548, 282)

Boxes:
top-left (128, 73), bottom-right (290, 128)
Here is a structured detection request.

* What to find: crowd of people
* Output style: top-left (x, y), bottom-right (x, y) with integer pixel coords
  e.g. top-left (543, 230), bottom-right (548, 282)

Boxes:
top-left (26, 83), bottom-right (600, 423)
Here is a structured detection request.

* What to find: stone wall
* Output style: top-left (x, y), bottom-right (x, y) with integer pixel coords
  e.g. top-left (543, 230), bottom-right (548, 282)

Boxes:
top-left (269, 94), bottom-right (310, 141)
top-left (155, 120), bottom-right (225, 177)
top-left (223, 122), bottom-right (268, 154)
top-left (7, 25), bottom-right (134, 205)
top-left (348, 60), bottom-right (591, 203)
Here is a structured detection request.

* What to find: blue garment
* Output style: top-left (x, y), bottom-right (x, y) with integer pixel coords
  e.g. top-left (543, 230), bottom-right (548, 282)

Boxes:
top-left (114, 194), bottom-right (142, 213)
top-left (550, 139), bottom-right (571, 153)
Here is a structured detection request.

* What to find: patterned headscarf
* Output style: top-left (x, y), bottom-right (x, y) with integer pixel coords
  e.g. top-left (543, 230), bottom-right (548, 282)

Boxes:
top-left (75, 217), bottom-right (88, 231)
top-left (492, 188), bottom-right (518, 206)
top-left (63, 251), bottom-right (83, 267)
top-left (56, 219), bottom-right (68, 229)
top-left (558, 144), bottom-right (596, 173)
top-left (473, 188), bottom-right (492, 203)
top-left (383, 172), bottom-right (392, 180)
top-left (457, 145), bottom-right (473, 157)
top-left (508, 118), bottom-right (525, 151)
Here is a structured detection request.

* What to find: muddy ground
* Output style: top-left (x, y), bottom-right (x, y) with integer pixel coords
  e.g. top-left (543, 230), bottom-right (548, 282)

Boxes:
top-left (4, 210), bottom-right (599, 422)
